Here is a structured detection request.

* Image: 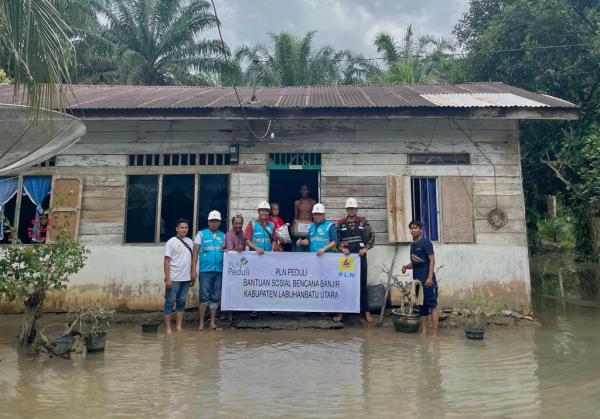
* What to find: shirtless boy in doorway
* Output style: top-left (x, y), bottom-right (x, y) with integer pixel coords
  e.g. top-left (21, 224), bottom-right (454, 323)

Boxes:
top-left (293, 184), bottom-right (316, 251)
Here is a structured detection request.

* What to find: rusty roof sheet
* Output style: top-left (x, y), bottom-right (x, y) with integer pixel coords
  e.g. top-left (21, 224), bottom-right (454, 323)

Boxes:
top-left (0, 82), bottom-right (577, 111)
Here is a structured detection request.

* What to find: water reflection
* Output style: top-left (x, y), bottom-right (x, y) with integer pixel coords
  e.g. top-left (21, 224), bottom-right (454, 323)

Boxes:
top-left (531, 253), bottom-right (600, 301)
top-left (0, 300), bottom-right (599, 418)
top-left (217, 337), bottom-right (364, 417)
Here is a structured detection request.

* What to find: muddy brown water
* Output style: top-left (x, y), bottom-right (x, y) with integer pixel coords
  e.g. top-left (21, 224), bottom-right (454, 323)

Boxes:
top-left (1, 298), bottom-right (599, 419)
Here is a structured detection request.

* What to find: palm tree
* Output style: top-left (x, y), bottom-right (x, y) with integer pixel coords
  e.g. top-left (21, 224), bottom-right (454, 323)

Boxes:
top-left (233, 31), bottom-right (378, 87)
top-left (0, 0), bottom-right (75, 112)
top-left (374, 26), bottom-right (455, 84)
top-left (380, 60), bottom-right (439, 84)
top-left (91, 0), bottom-right (232, 85)
top-left (53, 0), bottom-right (116, 85)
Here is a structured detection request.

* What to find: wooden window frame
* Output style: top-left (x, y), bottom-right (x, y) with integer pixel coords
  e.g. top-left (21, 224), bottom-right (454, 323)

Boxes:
top-left (408, 153), bottom-right (471, 165)
top-left (125, 173), bottom-right (230, 244)
top-left (410, 177), bottom-right (441, 242)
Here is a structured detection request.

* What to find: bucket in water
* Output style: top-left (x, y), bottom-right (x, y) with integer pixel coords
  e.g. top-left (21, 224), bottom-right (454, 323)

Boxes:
top-left (141, 322), bottom-right (160, 333)
top-left (465, 328), bottom-right (485, 339)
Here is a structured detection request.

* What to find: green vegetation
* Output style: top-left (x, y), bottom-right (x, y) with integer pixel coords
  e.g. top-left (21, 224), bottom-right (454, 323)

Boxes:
top-left (454, 0), bottom-right (600, 262)
top-left (0, 230), bottom-right (88, 344)
top-left (232, 31), bottom-right (378, 86)
top-left (74, 0), bottom-right (232, 85)
top-left (0, 0), bottom-right (75, 112)
top-left (0, 68), bottom-right (11, 83)
top-left (374, 26), bottom-right (455, 84)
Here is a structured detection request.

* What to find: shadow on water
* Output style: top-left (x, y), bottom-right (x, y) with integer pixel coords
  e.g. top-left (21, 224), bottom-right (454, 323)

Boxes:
top-left (1, 299), bottom-right (600, 418)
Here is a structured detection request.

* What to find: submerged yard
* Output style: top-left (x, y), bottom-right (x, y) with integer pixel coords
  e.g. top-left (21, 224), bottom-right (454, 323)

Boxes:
top-left (0, 297), bottom-right (599, 418)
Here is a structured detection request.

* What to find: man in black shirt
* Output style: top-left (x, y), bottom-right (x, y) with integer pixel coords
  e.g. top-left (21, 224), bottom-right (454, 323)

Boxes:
top-left (335, 198), bottom-right (375, 323)
top-left (401, 220), bottom-right (439, 336)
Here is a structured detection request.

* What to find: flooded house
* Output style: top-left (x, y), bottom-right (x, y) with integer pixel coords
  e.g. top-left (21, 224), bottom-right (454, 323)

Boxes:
top-left (0, 83), bottom-right (578, 313)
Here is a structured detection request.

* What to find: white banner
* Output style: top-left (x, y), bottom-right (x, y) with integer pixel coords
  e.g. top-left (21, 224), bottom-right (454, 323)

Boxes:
top-left (221, 251), bottom-right (360, 313)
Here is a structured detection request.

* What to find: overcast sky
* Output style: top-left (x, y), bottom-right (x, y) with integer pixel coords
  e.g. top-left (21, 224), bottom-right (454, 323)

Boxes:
top-left (207, 0), bottom-right (470, 57)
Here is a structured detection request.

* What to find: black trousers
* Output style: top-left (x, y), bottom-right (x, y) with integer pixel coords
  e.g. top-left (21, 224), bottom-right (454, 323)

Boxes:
top-left (360, 255), bottom-right (368, 313)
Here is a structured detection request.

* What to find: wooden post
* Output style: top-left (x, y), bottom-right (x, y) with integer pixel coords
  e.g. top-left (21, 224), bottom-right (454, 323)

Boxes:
top-left (155, 175), bottom-right (163, 243)
top-left (12, 176), bottom-right (23, 244)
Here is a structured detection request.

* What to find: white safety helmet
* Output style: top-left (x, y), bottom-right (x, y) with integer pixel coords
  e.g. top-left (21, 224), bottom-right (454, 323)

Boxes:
top-left (257, 201), bottom-right (271, 210)
top-left (312, 203), bottom-right (326, 214)
top-left (345, 197), bottom-right (358, 208)
top-left (208, 210), bottom-right (221, 221)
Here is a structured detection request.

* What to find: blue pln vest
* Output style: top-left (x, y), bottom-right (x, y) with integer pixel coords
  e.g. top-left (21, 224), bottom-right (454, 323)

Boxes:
top-left (309, 220), bottom-right (334, 252)
top-left (199, 229), bottom-right (225, 272)
top-left (252, 220), bottom-right (274, 252)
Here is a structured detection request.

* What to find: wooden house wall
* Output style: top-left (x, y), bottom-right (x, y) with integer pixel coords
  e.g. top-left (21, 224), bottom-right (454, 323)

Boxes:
top-left (19, 118), bottom-right (525, 247)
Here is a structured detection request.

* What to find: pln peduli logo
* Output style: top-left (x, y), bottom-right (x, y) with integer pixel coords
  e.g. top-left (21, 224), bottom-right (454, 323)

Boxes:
top-left (228, 255), bottom-right (250, 276)
top-left (338, 257), bottom-right (355, 272)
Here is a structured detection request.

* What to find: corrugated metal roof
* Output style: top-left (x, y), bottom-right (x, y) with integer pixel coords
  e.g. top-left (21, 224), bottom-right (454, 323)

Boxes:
top-left (420, 93), bottom-right (548, 108)
top-left (0, 82), bottom-right (577, 111)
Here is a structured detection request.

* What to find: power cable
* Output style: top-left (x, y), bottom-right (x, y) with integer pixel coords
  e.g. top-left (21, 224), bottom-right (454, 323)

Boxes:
top-left (209, 0), bottom-right (272, 143)
top-left (242, 42), bottom-right (596, 64)
top-left (450, 119), bottom-right (508, 230)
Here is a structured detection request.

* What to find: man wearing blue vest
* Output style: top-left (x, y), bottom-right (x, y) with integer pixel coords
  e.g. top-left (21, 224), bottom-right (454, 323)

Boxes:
top-left (245, 201), bottom-right (276, 254)
top-left (192, 210), bottom-right (225, 331)
top-left (296, 203), bottom-right (337, 255)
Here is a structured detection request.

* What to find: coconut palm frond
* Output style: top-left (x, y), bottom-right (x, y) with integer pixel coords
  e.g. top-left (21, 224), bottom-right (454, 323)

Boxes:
top-left (374, 32), bottom-right (399, 66)
top-left (0, 0), bottom-right (75, 114)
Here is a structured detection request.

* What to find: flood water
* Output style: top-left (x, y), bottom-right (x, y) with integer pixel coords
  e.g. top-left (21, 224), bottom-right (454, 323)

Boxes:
top-left (1, 298), bottom-right (599, 419)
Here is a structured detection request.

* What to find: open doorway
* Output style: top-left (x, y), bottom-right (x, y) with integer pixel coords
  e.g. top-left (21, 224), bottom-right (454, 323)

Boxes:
top-left (268, 170), bottom-right (319, 225)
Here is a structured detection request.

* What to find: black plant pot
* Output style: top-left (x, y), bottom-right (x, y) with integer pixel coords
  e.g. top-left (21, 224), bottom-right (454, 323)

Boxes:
top-left (391, 309), bottom-right (420, 333)
top-left (85, 332), bottom-right (107, 352)
top-left (141, 322), bottom-right (160, 333)
top-left (52, 335), bottom-right (74, 356)
top-left (465, 328), bottom-right (485, 340)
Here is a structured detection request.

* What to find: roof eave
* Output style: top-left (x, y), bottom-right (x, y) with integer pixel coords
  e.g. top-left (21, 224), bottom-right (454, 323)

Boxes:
top-left (72, 106), bottom-right (580, 121)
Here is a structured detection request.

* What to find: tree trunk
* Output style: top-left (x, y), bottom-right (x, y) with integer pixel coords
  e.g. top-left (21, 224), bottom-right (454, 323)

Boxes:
top-left (19, 290), bottom-right (45, 344)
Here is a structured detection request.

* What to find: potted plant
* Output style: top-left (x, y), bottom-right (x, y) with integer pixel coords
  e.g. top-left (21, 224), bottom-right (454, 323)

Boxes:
top-left (464, 304), bottom-right (486, 340)
top-left (141, 319), bottom-right (160, 333)
top-left (80, 305), bottom-right (115, 352)
top-left (34, 316), bottom-right (85, 358)
top-left (388, 273), bottom-right (420, 333)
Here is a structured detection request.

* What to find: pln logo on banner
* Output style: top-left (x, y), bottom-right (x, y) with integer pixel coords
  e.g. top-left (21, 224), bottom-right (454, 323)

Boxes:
top-left (338, 257), bottom-right (355, 272)
top-left (227, 256), bottom-right (250, 276)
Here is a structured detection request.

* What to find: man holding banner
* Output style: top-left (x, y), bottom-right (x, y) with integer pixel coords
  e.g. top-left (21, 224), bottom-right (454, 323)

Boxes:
top-left (193, 210), bottom-right (225, 331)
top-left (245, 201), bottom-right (277, 254)
top-left (334, 198), bottom-right (375, 323)
top-left (296, 203), bottom-right (337, 255)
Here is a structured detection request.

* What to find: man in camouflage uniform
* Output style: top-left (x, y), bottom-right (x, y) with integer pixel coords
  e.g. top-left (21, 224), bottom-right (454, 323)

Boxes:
top-left (334, 197), bottom-right (375, 323)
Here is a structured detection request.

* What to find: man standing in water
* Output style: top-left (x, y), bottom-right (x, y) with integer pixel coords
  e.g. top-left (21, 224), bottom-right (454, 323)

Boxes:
top-left (293, 184), bottom-right (316, 251)
top-left (223, 213), bottom-right (246, 322)
top-left (335, 198), bottom-right (375, 323)
top-left (163, 219), bottom-right (194, 334)
top-left (296, 203), bottom-right (337, 255)
top-left (401, 220), bottom-right (439, 337)
top-left (245, 201), bottom-right (276, 318)
top-left (193, 210), bottom-right (225, 331)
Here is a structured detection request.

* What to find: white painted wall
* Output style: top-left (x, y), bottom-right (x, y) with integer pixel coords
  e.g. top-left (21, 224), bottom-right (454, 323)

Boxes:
top-left (51, 242), bottom-right (530, 313)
